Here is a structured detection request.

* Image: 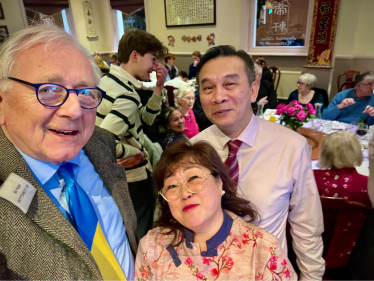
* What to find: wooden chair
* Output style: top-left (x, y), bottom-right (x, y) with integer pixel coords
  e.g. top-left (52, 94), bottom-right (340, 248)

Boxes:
top-left (268, 66), bottom-right (281, 93)
top-left (164, 85), bottom-right (178, 107)
top-left (320, 196), bottom-right (370, 279)
top-left (337, 70), bottom-right (360, 92)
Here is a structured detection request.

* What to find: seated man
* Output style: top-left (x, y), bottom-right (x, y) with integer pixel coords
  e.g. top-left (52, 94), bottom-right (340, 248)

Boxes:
top-left (164, 70), bottom-right (189, 88)
top-left (252, 63), bottom-right (277, 114)
top-left (0, 26), bottom-right (137, 280)
top-left (322, 72), bottom-right (374, 124)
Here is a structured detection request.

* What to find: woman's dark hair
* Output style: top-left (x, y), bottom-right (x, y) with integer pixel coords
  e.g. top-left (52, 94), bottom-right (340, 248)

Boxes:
top-left (158, 107), bottom-right (180, 137)
top-left (154, 140), bottom-right (257, 247)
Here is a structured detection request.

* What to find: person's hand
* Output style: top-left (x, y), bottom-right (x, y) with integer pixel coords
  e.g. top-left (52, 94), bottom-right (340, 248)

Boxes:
top-left (259, 96), bottom-right (268, 104)
top-left (337, 98), bottom-right (355, 110)
top-left (363, 105), bottom-right (374, 117)
top-left (154, 62), bottom-right (168, 87)
top-left (193, 60), bottom-right (199, 67)
top-left (117, 148), bottom-right (144, 168)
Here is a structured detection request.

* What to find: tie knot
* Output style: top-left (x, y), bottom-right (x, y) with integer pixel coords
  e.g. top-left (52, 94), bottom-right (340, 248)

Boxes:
top-left (58, 162), bottom-right (75, 185)
top-left (227, 140), bottom-right (242, 156)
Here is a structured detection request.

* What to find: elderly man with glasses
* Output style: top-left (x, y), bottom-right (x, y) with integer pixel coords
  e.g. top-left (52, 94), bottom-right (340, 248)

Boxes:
top-left (0, 25), bottom-right (137, 280)
top-left (322, 71), bottom-right (374, 124)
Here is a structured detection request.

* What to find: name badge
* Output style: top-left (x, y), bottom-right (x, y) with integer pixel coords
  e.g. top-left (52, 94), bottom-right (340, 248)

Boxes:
top-left (0, 173), bottom-right (37, 214)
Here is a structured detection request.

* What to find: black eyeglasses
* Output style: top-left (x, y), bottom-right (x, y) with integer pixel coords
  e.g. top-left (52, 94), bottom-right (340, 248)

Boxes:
top-left (8, 77), bottom-right (106, 109)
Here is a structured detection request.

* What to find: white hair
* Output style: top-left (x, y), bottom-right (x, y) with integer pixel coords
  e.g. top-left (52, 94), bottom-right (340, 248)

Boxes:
top-left (175, 85), bottom-right (195, 106)
top-left (254, 63), bottom-right (263, 76)
top-left (299, 73), bottom-right (317, 88)
top-left (0, 25), bottom-right (102, 92)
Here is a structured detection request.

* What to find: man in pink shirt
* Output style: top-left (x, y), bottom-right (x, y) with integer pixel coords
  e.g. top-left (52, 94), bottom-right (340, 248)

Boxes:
top-left (191, 45), bottom-right (325, 280)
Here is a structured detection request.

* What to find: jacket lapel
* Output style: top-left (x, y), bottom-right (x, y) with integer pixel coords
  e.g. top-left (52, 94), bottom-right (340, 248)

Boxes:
top-left (0, 128), bottom-right (102, 279)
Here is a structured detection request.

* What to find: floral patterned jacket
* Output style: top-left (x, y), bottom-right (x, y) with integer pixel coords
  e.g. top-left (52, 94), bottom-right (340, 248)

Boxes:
top-left (135, 211), bottom-right (296, 281)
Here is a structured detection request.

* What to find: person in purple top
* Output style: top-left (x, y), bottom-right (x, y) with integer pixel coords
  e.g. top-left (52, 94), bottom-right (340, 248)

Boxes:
top-left (322, 72), bottom-right (374, 124)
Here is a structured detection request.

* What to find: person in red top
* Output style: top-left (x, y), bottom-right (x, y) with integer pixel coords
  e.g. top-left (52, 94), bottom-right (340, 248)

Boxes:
top-left (176, 85), bottom-right (200, 138)
top-left (314, 130), bottom-right (372, 268)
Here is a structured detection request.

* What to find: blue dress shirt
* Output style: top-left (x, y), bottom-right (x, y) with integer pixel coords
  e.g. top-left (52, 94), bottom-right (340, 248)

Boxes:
top-left (18, 149), bottom-right (134, 279)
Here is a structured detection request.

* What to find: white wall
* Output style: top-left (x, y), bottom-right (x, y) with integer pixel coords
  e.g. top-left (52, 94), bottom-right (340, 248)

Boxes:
top-left (0, 0), bottom-right (27, 36)
top-left (70, 0), bottom-right (117, 53)
top-left (145, 0), bottom-right (249, 54)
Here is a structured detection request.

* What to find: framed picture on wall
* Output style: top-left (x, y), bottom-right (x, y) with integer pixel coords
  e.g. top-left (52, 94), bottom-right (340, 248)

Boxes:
top-left (0, 3), bottom-right (4, 20)
top-left (0, 26), bottom-right (9, 43)
top-left (164, 0), bottom-right (216, 27)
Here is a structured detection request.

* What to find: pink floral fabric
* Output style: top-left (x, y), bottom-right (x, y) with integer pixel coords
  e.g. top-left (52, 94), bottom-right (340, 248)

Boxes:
top-left (135, 211), bottom-right (296, 280)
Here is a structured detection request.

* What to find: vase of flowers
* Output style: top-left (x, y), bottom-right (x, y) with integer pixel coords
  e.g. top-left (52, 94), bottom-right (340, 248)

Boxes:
top-left (276, 101), bottom-right (316, 132)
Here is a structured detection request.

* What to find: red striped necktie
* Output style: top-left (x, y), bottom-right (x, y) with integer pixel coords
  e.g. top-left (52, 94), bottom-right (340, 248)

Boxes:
top-left (224, 140), bottom-right (243, 183)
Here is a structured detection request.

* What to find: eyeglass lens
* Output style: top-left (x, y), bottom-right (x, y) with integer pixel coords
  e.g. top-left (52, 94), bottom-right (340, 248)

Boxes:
top-left (38, 84), bottom-right (102, 108)
top-left (162, 175), bottom-right (205, 201)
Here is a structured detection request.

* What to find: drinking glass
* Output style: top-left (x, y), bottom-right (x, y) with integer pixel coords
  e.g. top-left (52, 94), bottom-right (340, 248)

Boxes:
top-left (347, 121), bottom-right (358, 134)
top-left (357, 123), bottom-right (368, 140)
top-left (322, 120), bottom-right (332, 132)
top-left (312, 118), bottom-right (322, 130)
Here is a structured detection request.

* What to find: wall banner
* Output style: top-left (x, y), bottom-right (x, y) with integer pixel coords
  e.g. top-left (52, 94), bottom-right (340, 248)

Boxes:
top-left (83, 1), bottom-right (97, 38)
top-left (305, 0), bottom-right (340, 68)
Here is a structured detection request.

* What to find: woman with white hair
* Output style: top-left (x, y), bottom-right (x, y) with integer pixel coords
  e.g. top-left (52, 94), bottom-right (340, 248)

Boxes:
top-left (287, 73), bottom-right (324, 107)
top-left (176, 85), bottom-right (200, 138)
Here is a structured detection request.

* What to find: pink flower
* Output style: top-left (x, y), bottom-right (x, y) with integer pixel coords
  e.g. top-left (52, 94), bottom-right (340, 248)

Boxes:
top-left (237, 242), bottom-right (242, 249)
top-left (308, 108), bottom-right (316, 115)
top-left (196, 272), bottom-right (204, 280)
top-left (270, 261), bottom-right (277, 271)
top-left (287, 107), bottom-right (296, 116)
top-left (276, 104), bottom-right (285, 115)
top-left (281, 259), bottom-right (287, 266)
top-left (294, 104), bottom-right (303, 110)
top-left (141, 268), bottom-right (148, 279)
top-left (242, 239), bottom-right (249, 245)
top-left (291, 100), bottom-right (300, 105)
top-left (149, 260), bottom-right (156, 268)
top-left (228, 232), bottom-right (232, 236)
top-left (202, 257), bottom-right (210, 266)
top-left (284, 268), bottom-right (291, 278)
top-left (295, 110), bottom-right (307, 121)
top-left (306, 103), bottom-right (313, 109)
top-left (243, 233), bottom-right (249, 239)
top-left (210, 268), bottom-right (219, 277)
top-left (270, 255), bottom-right (277, 263)
top-left (142, 253), bottom-right (146, 260)
top-left (256, 231), bottom-right (263, 239)
top-left (185, 257), bottom-right (193, 266)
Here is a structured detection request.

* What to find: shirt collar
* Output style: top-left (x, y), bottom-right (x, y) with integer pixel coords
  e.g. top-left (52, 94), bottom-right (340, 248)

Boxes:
top-left (213, 113), bottom-right (259, 149)
top-left (184, 211), bottom-right (233, 257)
top-left (109, 64), bottom-right (142, 89)
top-left (16, 148), bottom-right (83, 185)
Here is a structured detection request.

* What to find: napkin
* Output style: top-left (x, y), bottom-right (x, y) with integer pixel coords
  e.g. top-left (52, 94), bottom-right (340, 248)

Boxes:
top-left (331, 121), bottom-right (346, 130)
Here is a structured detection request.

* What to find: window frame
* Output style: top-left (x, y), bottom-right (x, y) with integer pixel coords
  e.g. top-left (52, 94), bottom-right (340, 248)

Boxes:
top-left (248, 0), bottom-right (314, 56)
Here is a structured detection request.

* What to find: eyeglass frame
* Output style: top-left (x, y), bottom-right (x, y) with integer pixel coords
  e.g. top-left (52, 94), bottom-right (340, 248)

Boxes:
top-left (182, 96), bottom-right (196, 101)
top-left (8, 77), bottom-right (106, 109)
top-left (158, 173), bottom-right (212, 202)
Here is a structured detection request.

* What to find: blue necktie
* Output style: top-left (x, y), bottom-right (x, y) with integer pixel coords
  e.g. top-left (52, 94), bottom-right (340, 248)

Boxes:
top-left (58, 163), bottom-right (127, 280)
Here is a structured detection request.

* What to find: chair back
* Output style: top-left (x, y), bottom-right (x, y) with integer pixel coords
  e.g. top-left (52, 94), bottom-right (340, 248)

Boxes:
top-left (164, 85), bottom-right (178, 107)
top-left (320, 196), bottom-right (370, 269)
top-left (268, 66), bottom-right (281, 93)
top-left (337, 70), bottom-right (360, 92)
top-left (313, 87), bottom-right (329, 107)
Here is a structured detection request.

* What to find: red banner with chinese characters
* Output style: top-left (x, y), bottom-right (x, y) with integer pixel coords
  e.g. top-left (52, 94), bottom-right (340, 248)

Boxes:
top-left (305, 0), bottom-right (340, 68)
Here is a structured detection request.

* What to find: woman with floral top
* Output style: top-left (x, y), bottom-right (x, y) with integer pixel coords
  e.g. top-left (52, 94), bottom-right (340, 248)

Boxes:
top-left (314, 131), bottom-right (372, 268)
top-left (135, 140), bottom-right (296, 280)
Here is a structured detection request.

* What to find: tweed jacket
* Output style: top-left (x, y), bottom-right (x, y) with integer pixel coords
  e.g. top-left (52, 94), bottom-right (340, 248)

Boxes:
top-left (0, 126), bottom-right (137, 280)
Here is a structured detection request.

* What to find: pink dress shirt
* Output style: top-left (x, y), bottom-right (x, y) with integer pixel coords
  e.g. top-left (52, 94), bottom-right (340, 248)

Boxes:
top-left (191, 115), bottom-right (325, 280)
top-left (183, 109), bottom-right (199, 139)
top-left (135, 211), bottom-right (296, 280)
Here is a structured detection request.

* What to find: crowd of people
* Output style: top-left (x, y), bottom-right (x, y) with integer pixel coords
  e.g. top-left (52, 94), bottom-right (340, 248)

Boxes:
top-left (1, 24), bottom-right (374, 281)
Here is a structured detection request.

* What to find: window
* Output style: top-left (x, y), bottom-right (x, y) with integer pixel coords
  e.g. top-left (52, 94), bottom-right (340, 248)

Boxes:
top-left (248, 0), bottom-right (314, 56)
